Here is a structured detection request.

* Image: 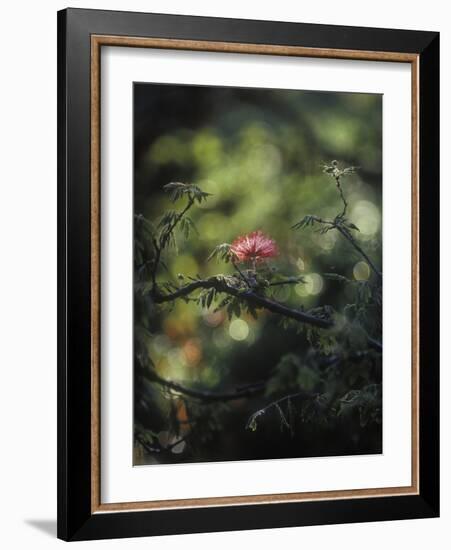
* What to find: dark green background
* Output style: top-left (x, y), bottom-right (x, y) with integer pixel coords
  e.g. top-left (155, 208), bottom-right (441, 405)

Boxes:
top-left (133, 83), bottom-right (382, 464)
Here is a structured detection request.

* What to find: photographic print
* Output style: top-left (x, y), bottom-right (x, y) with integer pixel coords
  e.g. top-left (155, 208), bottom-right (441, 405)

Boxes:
top-left (133, 83), bottom-right (382, 466)
top-left (58, 12), bottom-right (439, 539)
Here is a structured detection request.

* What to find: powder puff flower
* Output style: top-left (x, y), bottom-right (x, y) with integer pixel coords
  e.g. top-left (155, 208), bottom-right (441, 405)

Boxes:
top-left (231, 231), bottom-right (278, 264)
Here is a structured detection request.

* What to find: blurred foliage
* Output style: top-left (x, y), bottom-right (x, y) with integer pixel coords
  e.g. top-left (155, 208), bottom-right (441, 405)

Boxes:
top-left (133, 84), bottom-right (382, 465)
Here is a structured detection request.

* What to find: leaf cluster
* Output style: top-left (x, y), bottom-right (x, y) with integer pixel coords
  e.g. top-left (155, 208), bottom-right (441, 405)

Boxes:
top-left (163, 181), bottom-right (211, 204)
top-left (321, 160), bottom-right (358, 179)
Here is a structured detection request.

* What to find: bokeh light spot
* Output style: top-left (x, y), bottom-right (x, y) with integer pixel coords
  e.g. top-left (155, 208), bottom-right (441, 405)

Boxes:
top-left (151, 334), bottom-right (170, 355)
top-left (295, 273), bottom-right (324, 297)
top-left (200, 366), bottom-right (221, 386)
top-left (203, 310), bottom-right (224, 327)
top-left (309, 273), bottom-right (324, 295)
top-left (353, 261), bottom-right (370, 281)
top-left (296, 257), bottom-right (306, 271)
top-left (351, 200), bottom-right (381, 237)
top-left (271, 284), bottom-right (291, 302)
top-left (182, 338), bottom-right (202, 366)
top-left (229, 319), bottom-right (249, 341)
top-left (212, 328), bottom-right (229, 349)
top-left (167, 348), bottom-right (186, 369)
top-left (318, 230), bottom-right (337, 251)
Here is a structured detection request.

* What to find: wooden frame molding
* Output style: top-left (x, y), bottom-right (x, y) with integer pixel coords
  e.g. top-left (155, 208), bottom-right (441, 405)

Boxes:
top-left (90, 34), bottom-right (420, 515)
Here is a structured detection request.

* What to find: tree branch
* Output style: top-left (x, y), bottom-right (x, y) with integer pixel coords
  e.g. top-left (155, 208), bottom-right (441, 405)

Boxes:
top-left (152, 277), bottom-right (382, 349)
top-left (153, 277), bottom-right (333, 329)
top-left (140, 349), bottom-right (381, 407)
top-left (148, 369), bottom-right (266, 402)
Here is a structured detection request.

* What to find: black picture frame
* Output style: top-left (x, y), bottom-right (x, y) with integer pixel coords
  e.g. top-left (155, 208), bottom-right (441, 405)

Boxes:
top-left (57, 7), bottom-right (439, 541)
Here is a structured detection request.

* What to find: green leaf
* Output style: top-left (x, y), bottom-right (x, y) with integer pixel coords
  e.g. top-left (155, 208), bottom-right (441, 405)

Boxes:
top-left (206, 288), bottom-right (215, 309)
top-left (207, 243), bottom-right (233, 263)
top-left (291, 215), bottom-right (320, 230)
top-left (163, 182), bottom-right (211, 203)
top-left (346, 222), bottom-right (360, 232)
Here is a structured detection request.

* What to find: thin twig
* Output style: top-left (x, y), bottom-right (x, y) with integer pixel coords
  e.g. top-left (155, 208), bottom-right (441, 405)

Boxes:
top-left (293, 168), bottom-right (382, 279)
top-left (269, 279), bottom-right (303, 287)
top-left (335, 225), bottom-right (382, 279)
top-left (167, 435), bottom-right (188, 451)
top-left (246, 390), bottom-right (319, 430)
top-left (160, 198), bottom-right (194, 247)
top-left (335, 175), bottom-right (348, 218)
top-left (261, 390), bottom-right (318, 413)
top-left (135, 433), bottom-right (161, 454)
top-left (367, 335), bottom-right (383, 352)
top-left (152, 197), bottom-right (195, 290)
top-left (151, 238), bottom-right (160, 289)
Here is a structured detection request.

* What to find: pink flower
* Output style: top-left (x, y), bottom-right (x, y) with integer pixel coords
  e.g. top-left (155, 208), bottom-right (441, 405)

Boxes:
top-left (231, 231), bottom-right (278, 264)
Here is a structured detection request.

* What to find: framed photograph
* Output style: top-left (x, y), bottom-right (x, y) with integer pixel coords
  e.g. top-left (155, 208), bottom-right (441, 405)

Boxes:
top-left (57, 8), bottom-right (439, 541)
